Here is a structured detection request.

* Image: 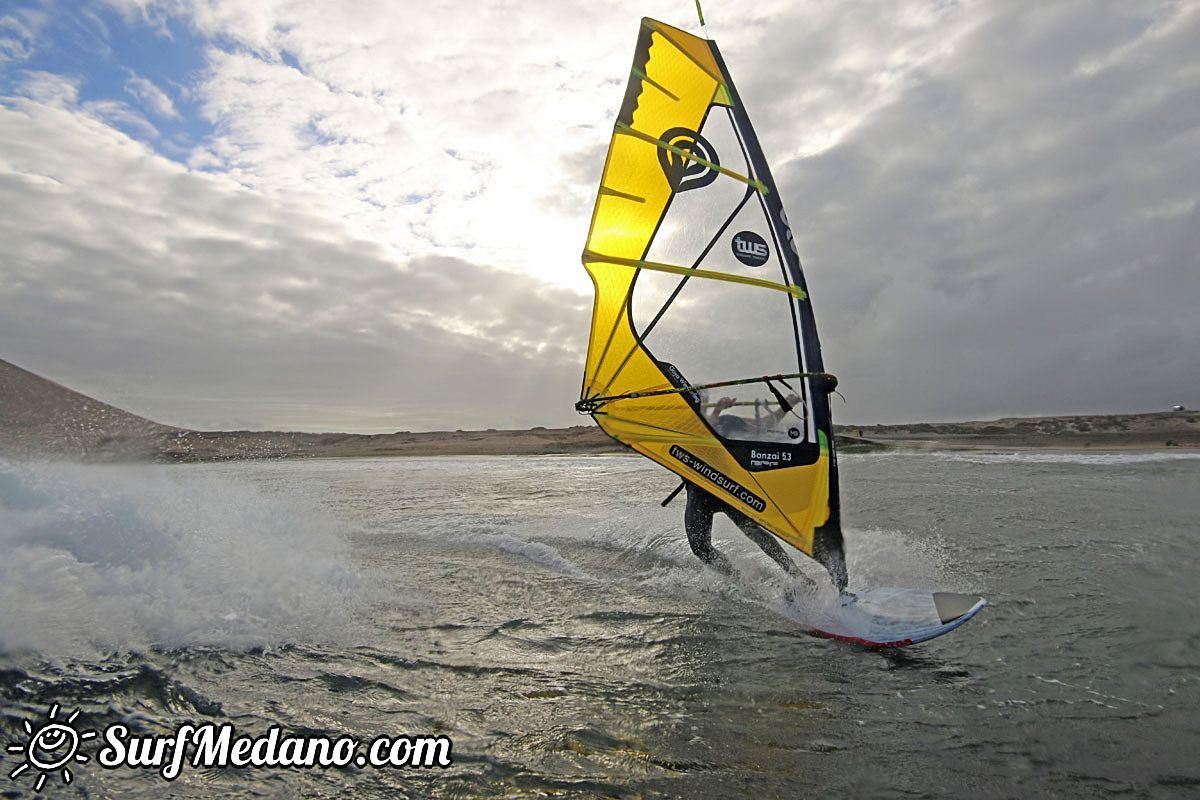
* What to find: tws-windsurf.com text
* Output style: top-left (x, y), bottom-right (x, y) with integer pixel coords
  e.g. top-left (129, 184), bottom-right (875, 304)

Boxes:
top-left (98, 723), bottom-right (453, 780)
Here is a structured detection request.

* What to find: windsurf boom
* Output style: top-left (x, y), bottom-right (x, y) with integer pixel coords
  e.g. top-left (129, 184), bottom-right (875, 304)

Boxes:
top-left (576, 17), bottom-right (843, 564)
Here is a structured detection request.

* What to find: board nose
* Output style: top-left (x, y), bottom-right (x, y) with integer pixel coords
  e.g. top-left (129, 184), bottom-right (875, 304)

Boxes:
top-left (932, 592), bottom-right (985, 624)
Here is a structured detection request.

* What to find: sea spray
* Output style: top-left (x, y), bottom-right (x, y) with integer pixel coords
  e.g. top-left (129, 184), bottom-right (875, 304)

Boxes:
top-left (0, 459), bottom-right (371, 657)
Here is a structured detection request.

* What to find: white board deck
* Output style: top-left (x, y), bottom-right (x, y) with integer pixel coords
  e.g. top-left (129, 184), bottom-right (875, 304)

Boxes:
top-left (798, 587), bottom-right (987, 647)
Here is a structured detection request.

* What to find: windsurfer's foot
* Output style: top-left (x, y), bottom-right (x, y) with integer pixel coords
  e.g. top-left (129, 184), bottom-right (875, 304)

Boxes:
top-left (707, 551), bottom-right (735, 577)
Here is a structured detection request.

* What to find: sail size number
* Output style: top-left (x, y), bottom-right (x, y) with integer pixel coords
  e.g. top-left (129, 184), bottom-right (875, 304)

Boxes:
top-left (750, 448), bottom-right (791, 469)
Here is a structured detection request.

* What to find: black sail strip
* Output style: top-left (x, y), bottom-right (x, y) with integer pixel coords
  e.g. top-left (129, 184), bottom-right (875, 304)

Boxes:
top-left (708, 36), bottom-right (845, 584)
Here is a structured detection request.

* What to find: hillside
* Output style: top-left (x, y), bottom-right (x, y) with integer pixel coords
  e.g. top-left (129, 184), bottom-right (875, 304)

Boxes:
top-left (2, 358), bottom-right (1197, 462)
top-left (0, 358), bottom-right (619, 461)
top-left (0, 359), bottom-right (182, 460)
top-left (841, 411), bottom-right (1200, 449)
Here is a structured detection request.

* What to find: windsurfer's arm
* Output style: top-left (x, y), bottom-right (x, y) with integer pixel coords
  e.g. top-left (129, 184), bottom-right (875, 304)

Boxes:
top-left (708, 396), bottom-right (736, 425)
top-left (773, 394), bottom-right (800, 422)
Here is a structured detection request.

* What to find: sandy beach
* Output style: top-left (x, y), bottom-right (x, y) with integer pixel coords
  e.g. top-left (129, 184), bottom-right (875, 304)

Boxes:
top-left (3, 358), bottom-right (1197, 462)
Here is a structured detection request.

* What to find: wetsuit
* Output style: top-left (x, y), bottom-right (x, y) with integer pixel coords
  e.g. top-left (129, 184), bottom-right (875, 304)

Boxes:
top-left (684, 482), bottom-right (801, 577)
top-left (688, 402), bottom-right (848, 591)
top-left (684, 482), bottom-right (847, 591)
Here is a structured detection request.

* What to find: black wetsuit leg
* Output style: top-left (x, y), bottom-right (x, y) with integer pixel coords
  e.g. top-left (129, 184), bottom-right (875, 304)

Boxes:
top-left (683, 484), bottom-right (733, 575)
top-left (685, 484), bottom-right (823, 590)
top-left (812, 527), bottom-right (848, 592)
top-left (722, 505), bottom-right (802, 577)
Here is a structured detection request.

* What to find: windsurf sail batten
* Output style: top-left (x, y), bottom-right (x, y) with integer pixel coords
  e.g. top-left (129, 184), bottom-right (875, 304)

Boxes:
top-left (581, 250), bottom-right (805, 298)
top-left (577, 17), bottom-right (842, 561)
top-left (614, 123), bottom-right (768, 193)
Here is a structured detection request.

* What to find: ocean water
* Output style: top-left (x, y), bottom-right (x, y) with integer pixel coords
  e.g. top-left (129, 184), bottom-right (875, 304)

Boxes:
top-left (1, 450), bottom-right (1197, 798)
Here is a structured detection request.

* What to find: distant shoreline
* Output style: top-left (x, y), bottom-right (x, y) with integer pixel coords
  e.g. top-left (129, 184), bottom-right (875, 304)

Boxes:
top-left (832, 411), bottom-right (1200, 453)
top-left (3, 358), bottom-right (1197, 463)
top-left (161, 410), bottom-right (1200, 462)
top-left (8, 416), bottom-right (1200, 464)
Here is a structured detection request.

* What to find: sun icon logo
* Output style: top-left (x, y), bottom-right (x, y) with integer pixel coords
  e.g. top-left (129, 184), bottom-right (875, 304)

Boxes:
top-left (6, 704), bottom-right (98, 792)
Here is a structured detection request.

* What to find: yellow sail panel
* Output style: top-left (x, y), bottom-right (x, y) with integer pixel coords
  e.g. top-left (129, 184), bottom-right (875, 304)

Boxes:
top-left (642, 17), bottom-right (725, 90)
top-left (586, 136), bottom-right (672, 259)
top-left (597, 398), bottom-right (831, 554)
top-left (633, 25), bottom-right (717, 125)
top-left (578, 18), bottom-right (842, 560)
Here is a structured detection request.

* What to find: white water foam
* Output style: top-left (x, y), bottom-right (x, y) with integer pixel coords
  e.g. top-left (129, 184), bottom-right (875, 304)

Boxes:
top-left (0, 460), bottom-right (371, 658)
top-left (938, 450), bottom-right (1200, 466)
top-left (844, 525), bottom-right (956, 589)
top-left (471, 533), bottom-right (589, 579)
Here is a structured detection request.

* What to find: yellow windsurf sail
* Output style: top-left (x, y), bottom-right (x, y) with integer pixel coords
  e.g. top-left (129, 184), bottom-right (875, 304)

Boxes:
top-left (577, 17), bottom-right (844, 566)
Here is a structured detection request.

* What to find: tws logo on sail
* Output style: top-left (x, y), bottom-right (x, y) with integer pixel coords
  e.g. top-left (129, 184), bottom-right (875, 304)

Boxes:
top-left (731, 231), bottom-right (770, 267)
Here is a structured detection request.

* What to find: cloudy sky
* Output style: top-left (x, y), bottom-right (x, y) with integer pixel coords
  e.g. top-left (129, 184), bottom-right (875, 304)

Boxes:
top-left (1, 0), bottom-right (1196, 432)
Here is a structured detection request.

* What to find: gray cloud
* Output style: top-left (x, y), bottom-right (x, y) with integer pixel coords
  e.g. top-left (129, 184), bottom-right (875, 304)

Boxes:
top-left (766, 0), bottom-right (1200, 421)
top-left (0, 95), bottom-right (589, 431)
top-left (2, 0), bottom-right (1197, 433)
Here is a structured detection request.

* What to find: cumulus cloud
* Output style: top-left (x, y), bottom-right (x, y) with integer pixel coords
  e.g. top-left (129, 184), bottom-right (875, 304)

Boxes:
top-left (0, 95), bottom-right (589, 431)
top-left (1, 0), bottom-right (1197, 431)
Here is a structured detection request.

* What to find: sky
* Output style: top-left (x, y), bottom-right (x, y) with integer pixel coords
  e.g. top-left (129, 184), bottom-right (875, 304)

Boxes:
top-left (1, 0), bottom-right (1197, 433)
